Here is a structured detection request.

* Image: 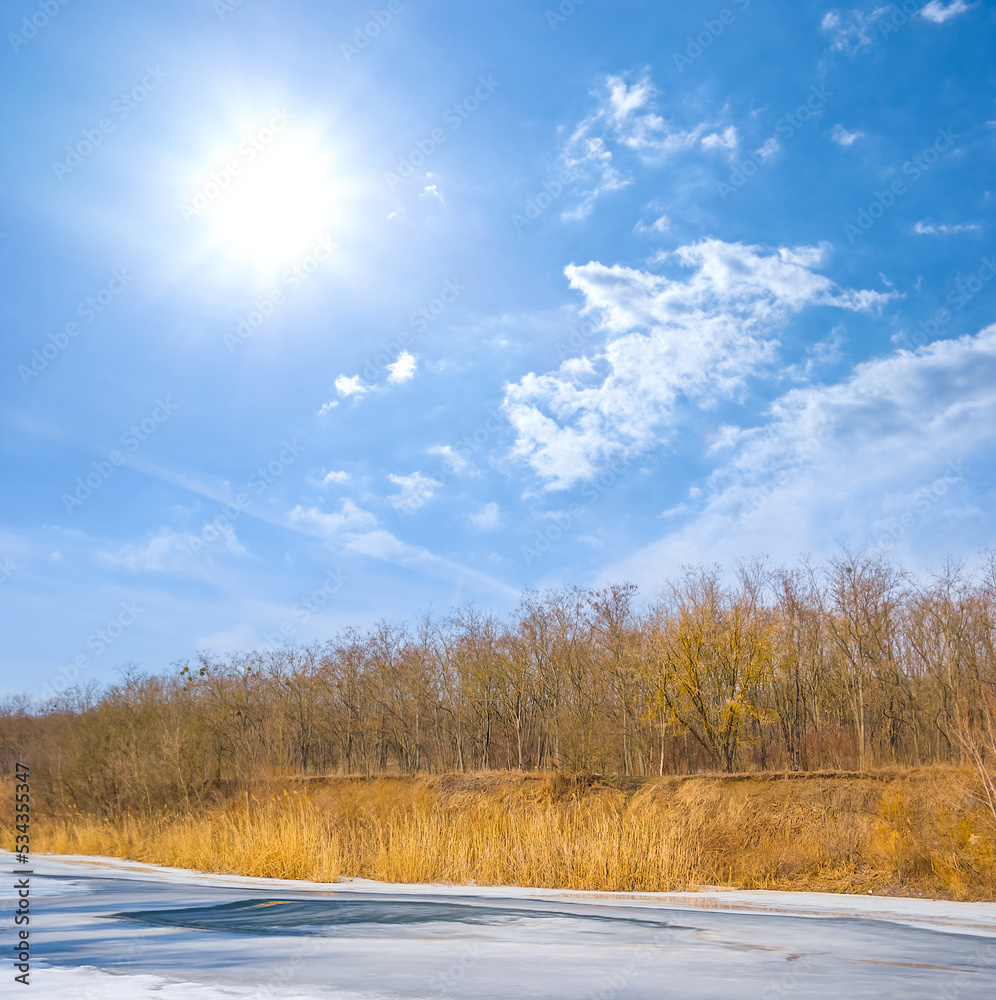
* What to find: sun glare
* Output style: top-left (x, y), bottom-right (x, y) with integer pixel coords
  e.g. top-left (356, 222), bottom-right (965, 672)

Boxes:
top-left (184, 119), bottom-right (343, 281)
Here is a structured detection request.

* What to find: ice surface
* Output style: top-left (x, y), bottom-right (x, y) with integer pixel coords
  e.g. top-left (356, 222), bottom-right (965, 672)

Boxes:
top-left (4, 852), bottom-right (996, 999)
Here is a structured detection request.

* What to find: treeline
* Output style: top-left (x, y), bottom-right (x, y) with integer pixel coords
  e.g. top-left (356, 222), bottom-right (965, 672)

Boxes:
top-left (2, 552), bottom-right (996, 815)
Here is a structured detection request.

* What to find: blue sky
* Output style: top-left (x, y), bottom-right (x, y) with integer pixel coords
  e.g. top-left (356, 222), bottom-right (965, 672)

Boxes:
top-left (2, 0), bottom-right (995, 695)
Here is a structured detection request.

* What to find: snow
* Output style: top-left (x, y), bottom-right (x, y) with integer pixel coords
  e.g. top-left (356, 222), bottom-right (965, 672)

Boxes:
top-left (4, 852), bottom-right (996, 998)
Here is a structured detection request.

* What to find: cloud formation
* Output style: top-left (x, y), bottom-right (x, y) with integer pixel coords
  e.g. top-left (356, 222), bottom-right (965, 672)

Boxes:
top-left (609, 323), bottom-right (996, 583)
top-left (920, 1), bottom-right (972, 23)
top-left (559, 74), bottom-right (724, 220)
top-left (830, 124), bottom-right (863, 147)
top-left (468, 501), bottom-right (502, 531)
top-left (386, 349), bottom-right (418, 384)
top-left (502, 239), bottom-right (894, 490)
top-left (913, 220), bottom-right (981, 235)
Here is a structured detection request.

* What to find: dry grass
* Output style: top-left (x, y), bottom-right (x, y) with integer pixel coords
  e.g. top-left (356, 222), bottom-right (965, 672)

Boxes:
top-left (12, 768), bottom-right (996, 900)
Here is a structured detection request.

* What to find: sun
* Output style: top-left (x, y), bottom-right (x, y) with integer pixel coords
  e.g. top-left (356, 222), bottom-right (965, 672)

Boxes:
top-left (185, 118), bottom-right (343, 281)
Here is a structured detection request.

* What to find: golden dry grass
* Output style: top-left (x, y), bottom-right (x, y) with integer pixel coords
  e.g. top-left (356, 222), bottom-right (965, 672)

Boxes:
top-left (13, 768), bottom-right (996, 900)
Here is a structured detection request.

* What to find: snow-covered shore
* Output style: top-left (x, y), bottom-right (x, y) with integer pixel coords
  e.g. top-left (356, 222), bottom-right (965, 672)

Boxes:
top-left (5, 852), bottom-right (996, 998)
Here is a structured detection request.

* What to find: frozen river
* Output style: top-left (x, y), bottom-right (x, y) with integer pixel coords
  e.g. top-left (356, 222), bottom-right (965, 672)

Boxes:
top-left (5, 852), bottom-right (996, 998)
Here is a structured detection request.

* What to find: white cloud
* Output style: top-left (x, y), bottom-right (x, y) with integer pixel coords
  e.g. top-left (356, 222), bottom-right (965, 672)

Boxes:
top-left (913, 220), bottom-right (981, 235)
top-left (607, 324), bottom-right (996, 583)
top-left (428, 444), bottom-right (471, 473)
top-left (334, 375), bottom-right (370, 397)
top-left (387, 472), bottom-right (442, 512)
top-left (755, 137), bottom-right (781, 161)
top-left (421, 183), bottom-right (444, 203)
top-left (920, 1), bottom-right (972, 23)
top-left (291, 502), bottom-right (420, 563)
top-left (289, 500), bottom-right (519, 599)
top-left (502, 239), bottom-right (895, 490)
top-left (701, 126), bottom-right (739, 154)
top-left (559, 127), bottom-right (629, 223)
top-left (326, 354), bottom-right (417, 404)
top-left (635, 214), bottom-right (671, 234)
top-left (317, 399), bottom-right (339, 415)
top-left (784, 326), bottom-right (848, 380)
top-left (386, 350), bottom-right (418, 384)
top-left (820, 3), bottom-right (968, 50)
top-left (559, 74), bottom-right (712, 220)
top-left (821, 9), bottom-right (888, 54)
top-left (809, 326), bottom-right (847, 365)
top-left (468, 501), bottom-right (502, 531)
top-left (708, 425), bottom-right (744, 453)
top-left (99, 524), bottom-right (247, 571)
top-left (322, 469), bottom-right (351, 485)
top-left (289, 499), bottom-right (379, 538)
top-left (831, 123), bottom-right (863, 147)
top-left (604, 75), bottom-right (707, 157)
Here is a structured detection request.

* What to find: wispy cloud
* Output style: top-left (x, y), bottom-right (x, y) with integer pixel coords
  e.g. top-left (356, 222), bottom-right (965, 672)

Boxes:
top-left (634, 214), bottom-right (671, 234)
top-left (289, 501), bottom-right (519, 598)
top-left (468, 501), bottom-right (502, 531)
top-left (99, 524), bottom-right (247, 571)
top-left (821, 9), bottom-right (887, 54)
top-left (920, 1), bottom-right (973, 23)
top-left (830, 123), bottom-right (863, 147)
top-left (387, 471), bottom-right (440, 511)
top-left (559, 73), bottom-right (719, 221)
top-left (289, 499), bottom-right (380, 538)
top-left (428, 444), bottom-right (471, 473)
top-left (701, 126), bottom-right (739, 154)
top-left (913, 220), bottom-right (981, 235)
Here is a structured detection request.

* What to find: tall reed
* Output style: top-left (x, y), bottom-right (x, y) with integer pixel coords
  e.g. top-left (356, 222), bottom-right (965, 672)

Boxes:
top-left (21, 769), bottom-right (996, 900)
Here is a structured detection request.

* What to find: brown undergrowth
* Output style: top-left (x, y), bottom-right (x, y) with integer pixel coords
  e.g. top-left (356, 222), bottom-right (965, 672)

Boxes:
top-left (9, 767), bottom-right (996, 900)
